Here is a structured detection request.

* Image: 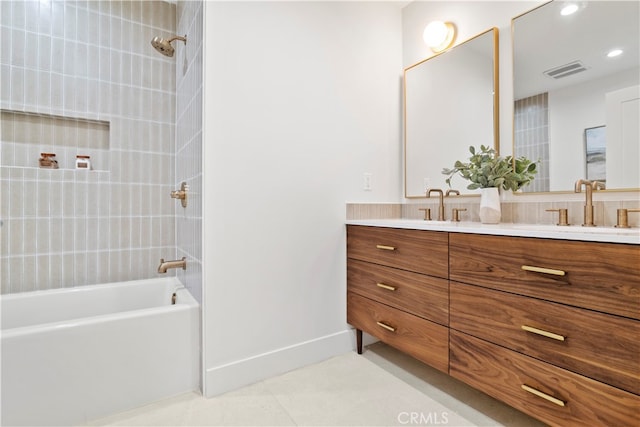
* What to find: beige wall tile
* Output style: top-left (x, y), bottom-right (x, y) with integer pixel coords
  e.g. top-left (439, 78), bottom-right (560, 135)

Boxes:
top-left (86, 252), bottom-right (98, 285)
top-left (346, 203), bottom-right (402, 220)
top-left (74, 218), bottom-right (87, 252)
top-left (62, 253), bottom-right (74, 286)
top-left (37, 220), bottom-right (50, 254)
top-left (74, 252), bottom-right (87, 286)
top-left (49, 218), bottom-right (63, 254)
top-left (22, 256), bottom-right (36, 292)
top-left (37, 254), bottom-right (50, 289)
top-left (49, 254), bottom-right (63, 289)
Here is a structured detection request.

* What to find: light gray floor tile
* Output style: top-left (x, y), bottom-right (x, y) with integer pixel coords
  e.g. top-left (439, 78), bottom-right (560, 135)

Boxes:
top-left (84, 343), bottom-right (545, 427)
top-left (263, 352), bottom-right (473, 426)
top-left (361, 343), bottom-right (545, 427)
top-left (183, 382), bottom-right (296, 426)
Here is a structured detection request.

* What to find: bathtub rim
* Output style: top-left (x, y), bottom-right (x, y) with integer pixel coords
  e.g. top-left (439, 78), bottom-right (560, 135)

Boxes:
top-left (1, 295), bottom-right (196, 339)
top-left (1, 277), bottom-right (199, 335)
top-left (0, 276), bottom-right (185, 301)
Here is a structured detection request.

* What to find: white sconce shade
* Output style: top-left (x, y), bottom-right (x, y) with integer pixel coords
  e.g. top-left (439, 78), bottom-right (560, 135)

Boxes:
top-left (423, 21), bottom-right (457, 53)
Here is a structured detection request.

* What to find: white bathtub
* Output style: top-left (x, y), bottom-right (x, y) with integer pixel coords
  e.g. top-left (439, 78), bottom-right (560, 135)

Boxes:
top-left (1, 277), bottom-right (200, 426)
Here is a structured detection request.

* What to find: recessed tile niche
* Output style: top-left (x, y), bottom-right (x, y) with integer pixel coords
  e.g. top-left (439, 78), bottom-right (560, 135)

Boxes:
top-left (1, 110), bottom-right (110, 171)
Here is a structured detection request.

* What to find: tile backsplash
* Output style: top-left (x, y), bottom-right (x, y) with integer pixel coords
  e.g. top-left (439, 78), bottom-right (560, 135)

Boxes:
top-left (347, 191), bottom-right (640, 229)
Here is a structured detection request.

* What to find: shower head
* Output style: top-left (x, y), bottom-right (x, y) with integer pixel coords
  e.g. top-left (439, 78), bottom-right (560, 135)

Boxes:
top-left (151, 35), bottom-right (187, 57)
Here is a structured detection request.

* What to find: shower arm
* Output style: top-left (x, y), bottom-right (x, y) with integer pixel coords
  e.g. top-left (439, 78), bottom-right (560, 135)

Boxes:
top-left (168, 35), bottom-right (187, 44)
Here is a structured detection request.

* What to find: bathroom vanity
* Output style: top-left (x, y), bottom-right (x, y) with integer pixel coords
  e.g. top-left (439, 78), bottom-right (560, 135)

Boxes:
top-left (346, 220), bottom-right (640, 427)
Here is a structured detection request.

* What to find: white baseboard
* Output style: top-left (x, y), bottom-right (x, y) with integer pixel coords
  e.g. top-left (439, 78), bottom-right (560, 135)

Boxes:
top-left (204, 329), bottom-right (355, 397)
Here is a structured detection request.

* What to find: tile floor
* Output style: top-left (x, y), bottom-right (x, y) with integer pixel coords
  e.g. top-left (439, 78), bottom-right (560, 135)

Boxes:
top-left (85, 343), bottom-right (546, 426)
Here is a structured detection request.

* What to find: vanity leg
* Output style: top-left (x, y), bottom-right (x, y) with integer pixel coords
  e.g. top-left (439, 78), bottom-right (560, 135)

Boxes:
top-left (356, 329), bottom-right (363, 354)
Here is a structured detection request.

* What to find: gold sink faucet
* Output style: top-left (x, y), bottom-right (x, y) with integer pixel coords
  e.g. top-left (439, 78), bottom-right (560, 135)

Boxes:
top-left (574, 179), bottom-right (605, 227)
top-left (426, 188), bottom-right (445, 221)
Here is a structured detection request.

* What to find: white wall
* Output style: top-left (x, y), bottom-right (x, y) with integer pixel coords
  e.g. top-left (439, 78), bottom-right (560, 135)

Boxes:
top-left (202, 1), bottom-right (403, 396)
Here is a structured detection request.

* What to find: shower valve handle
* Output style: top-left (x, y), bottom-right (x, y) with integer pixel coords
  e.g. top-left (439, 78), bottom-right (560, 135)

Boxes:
top-left (170, 182), bottom-right (188, 208)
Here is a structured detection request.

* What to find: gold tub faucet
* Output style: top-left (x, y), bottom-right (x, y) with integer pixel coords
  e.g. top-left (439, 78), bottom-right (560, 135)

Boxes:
top-left (158, 257), bottom-right (187, 273)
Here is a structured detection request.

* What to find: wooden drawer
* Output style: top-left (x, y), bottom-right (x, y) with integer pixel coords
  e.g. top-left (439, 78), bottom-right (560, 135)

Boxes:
top-left (347, 292), bottom-right (448, 373)
top-left (450, 331), bottom-right (640, 427)
top-left (449, 233), bottom-right (640, 319)
top-left (450, 282), bottom-right (640, 394)
top-left (347, 225), bottom-right (448, 279)
top-left (347, 258), bottom-right (449, 326)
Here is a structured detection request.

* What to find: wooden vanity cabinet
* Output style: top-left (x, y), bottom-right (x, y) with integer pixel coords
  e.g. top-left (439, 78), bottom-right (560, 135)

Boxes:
top-left (449, 233), bottom-right (640, 427)
top-left (347, 225), bottom-right (448, 277)
top-left (346, 225), bottom-right (449, 373)
top-left (450, 331), bottom-right (639, 427)
top-left (346, 225), bottom-right (640, 427)
top-left (450, 282), bottom-right (640, 395)
top-left (449, 233), bottom-right (639, 320)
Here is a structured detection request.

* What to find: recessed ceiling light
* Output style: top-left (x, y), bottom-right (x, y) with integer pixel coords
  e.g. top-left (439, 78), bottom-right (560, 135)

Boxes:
top-left (561, 4), bottom-right (579, 16)
top-left (607, 49), bottom-right (623, 58)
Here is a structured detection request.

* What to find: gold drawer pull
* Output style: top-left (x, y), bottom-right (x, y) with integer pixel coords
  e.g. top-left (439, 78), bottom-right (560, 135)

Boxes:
top-left (376, 321), bottom-right (396, 332)
top-left (521, 265), bottom-right (566, 276)
top-left (376, 283), bottom-right (397, 291)
top-left (376, 245), bottom-right (396, 251)
top-left (521, 384), bottom-right (566, 407)
top-left (521, 325), bottom-right (566, 342)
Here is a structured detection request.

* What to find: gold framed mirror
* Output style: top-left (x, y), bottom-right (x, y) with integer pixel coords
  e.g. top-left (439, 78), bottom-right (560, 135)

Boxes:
top-left (512, 1), bottom-right (640, 193)
top-left (404, 28), bottom-right (499, 199)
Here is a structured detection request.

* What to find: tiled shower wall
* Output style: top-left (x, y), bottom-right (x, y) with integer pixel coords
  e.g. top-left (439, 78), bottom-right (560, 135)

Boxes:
top-left (175, 0), bottom-right (203, 303)
top-left (1, 1), bottom-right (177, 293)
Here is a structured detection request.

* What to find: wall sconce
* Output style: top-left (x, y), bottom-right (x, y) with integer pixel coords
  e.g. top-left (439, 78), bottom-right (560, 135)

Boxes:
top-left (423, 21), bottom-right (457, 53)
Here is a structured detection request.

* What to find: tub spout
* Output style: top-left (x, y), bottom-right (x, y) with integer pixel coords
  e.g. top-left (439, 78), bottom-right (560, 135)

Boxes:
top-left (158, 257), bottom-right (186, 273)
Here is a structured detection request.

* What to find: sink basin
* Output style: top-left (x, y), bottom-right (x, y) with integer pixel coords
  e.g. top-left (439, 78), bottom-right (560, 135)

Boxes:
top-left (510, 224), bottom-right (640, 236)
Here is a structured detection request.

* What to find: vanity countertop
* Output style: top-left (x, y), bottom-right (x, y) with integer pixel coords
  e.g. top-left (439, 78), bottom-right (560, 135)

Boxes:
top-left (346, 219), bottom-right (640, 245)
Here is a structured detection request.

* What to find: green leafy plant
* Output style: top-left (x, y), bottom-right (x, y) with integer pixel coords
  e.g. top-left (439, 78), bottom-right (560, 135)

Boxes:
top-left (442, 145), bottom-right (538, 191)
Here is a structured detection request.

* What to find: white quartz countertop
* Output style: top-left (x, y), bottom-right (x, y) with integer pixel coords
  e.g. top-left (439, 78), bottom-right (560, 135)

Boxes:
top-left (346, 219), bottom-right (640, 245)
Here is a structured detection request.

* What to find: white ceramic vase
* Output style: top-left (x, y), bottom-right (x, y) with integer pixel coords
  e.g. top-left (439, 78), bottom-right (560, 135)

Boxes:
top-left (479, 187), bottom-right (501, 224)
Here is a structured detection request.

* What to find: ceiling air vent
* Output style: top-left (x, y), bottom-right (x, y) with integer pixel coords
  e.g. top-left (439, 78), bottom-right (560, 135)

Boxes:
top-left (543, 60), bottom-right (588, 79)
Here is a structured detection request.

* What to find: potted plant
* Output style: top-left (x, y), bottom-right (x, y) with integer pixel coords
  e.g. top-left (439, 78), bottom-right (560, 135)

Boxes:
top-left (442, 145), bottom-right (537, 223)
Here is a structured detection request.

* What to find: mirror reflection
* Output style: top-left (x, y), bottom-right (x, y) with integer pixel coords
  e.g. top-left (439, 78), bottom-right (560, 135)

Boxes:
top-left (404, 28), bottom-right (498, 198)
top-left (513, 1), bottom-right (640, 193)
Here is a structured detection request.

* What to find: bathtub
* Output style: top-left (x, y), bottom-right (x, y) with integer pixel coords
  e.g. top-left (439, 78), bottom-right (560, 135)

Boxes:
top-left (1, 277), bottom-right (200, 426)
